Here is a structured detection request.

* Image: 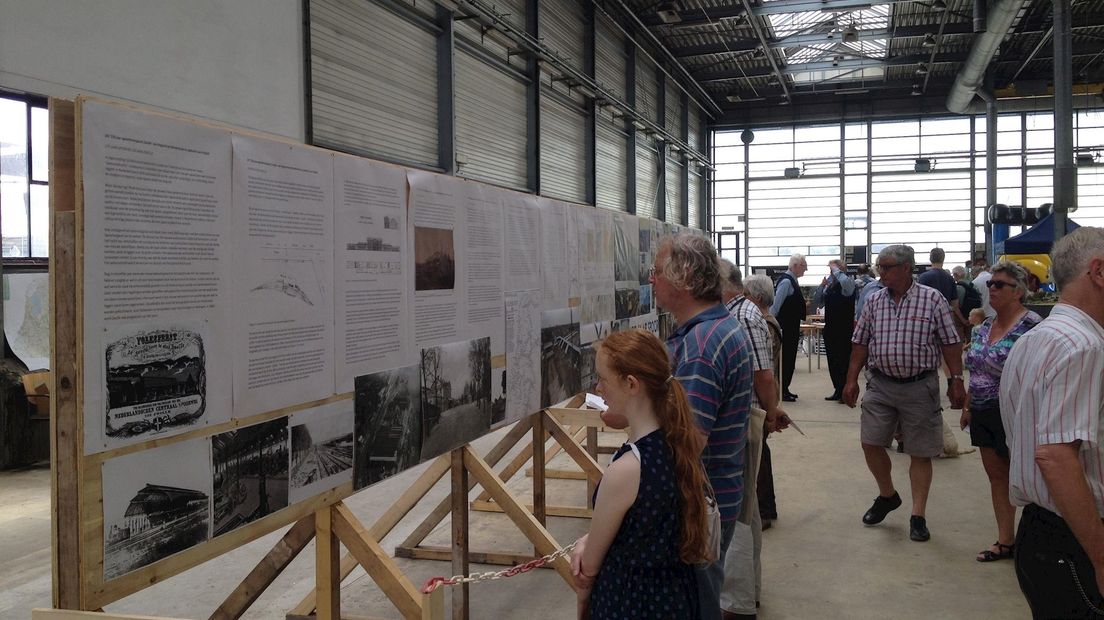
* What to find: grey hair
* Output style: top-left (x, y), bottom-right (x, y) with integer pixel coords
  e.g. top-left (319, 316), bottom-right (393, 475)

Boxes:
top-left (990, 260), bottom-right (1030, 301)
top-left (789, 253), bottom-right (807, 269)
top-left (719, 258), bottom-right (743, 295)
top-left (1051, 226), bottom-right (1104, 289)
top-left (879, 244), bottom-right (915, 268)
top-left (743, 275), bottom-right (775, 307)
top-left (951, 265), bottom-right (966, 279)
top-left (660, 233), bottom-right (724, 302)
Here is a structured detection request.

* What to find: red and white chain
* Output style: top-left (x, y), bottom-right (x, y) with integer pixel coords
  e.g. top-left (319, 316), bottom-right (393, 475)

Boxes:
top-left (421, 540), bottom-right (578, 594)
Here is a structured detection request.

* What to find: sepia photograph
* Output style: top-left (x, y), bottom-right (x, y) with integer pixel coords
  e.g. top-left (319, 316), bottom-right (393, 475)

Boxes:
top-left (615, 287), bottom-right (641, 320)
top-left (104, 327), bottom-right (206, 441)
top-left (541, 308), bottom-right (582, 408)
top-left (102, 439), bottom-right (211, 580)
top-left (420, 337), bottom-right (492, 460)
top-left (414, 226), bottom-right (456, 291)
top-left (211, 419), bottom-right (289, 537)
top-left (353, 363), bottom-right (423, 490)
top-left (289, 403), bottom-right (354, 504)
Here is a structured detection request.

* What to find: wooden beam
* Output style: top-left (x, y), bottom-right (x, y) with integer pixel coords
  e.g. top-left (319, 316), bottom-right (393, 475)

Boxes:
top-left (331, 503), bottom-right (422, 620)
top-left (542, 412), bottom-right (603, 485)
top-left (469, 500), bottom-right (592, 519)
top-left (461, 448), bottom-right (573, 585)
top-left (34, 611), bottom-right (187, 620)
top-left (524, 467), bottom-right (587, 480)
top-left (586, 427), bottom-right (598, 509)
top-left (421, 589), bottom-right (445, 620)
top-left (208, 517), bottom-right (315, 620)
top-left (49, 98), bottom-right (81, 611)
top-left (532, 413), bottom-right (546, 528)
top-left (449, 449), bottom-right (468, 620)
top-left (315, 508), bottom-right (341, 620)
top-left (394, 546), bottom-right (554, 567)
top-left (473, 423), bottom-right (575, 503)
top-left (545, 407), bottom-right (606, 429)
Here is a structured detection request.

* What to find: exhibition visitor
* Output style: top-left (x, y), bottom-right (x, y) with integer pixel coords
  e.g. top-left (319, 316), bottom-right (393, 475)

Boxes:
top-left (769, 253), bottom-right (808, 402)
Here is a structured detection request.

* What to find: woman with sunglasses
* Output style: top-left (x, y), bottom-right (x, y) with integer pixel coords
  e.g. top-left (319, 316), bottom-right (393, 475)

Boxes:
top-left (960, 260), bottom-right (1042, 562)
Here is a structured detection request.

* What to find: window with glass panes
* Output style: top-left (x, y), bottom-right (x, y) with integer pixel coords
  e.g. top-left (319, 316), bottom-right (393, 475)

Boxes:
top-left (0, 93), bottom-right (49, 261)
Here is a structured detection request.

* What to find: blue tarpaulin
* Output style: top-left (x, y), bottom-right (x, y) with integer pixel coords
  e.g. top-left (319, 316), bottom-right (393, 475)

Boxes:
top-left (1001, 213), bottom-right (1081, 254)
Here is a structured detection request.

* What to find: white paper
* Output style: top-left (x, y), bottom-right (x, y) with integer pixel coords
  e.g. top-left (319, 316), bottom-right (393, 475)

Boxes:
top-left (102, 438), bottom-right (212, 580)
top-left (500, 289), bottom-right (541, 428)
top-left (232, 136), bottom-right (335, 416)
top-left (81, 100), bottom-right (233, 453)
top-left (576, 207), bottom-right (615, 327)
top-left (462, 184), bottom-right (505, 348)
top-left (408, 171), bottom-right (464, 347)
top-left (333, 156), bottom-right (412, 392)
top-left (538, 198), bottom-right (570, 310)
top-left (4, 272), bottom-right (50, 370)
top-left (289, 400), bottom-right (354, 504)
top-left (503, 193), bottom-right (542, 293)
top-left (613, 212), bottom-right (641, 320)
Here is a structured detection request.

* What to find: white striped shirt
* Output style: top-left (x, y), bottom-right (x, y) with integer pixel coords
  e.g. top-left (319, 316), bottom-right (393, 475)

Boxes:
top-left (726, 296), bottom-right (773, 409)
top-left (1000, 304), bottom-right (1104, 514)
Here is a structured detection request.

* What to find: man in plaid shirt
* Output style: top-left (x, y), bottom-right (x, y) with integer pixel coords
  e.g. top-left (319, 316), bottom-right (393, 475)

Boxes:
top-left (842, 244), bottom-right (965, 543)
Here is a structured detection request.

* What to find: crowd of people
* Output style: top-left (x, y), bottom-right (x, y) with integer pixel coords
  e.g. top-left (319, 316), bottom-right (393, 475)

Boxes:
top-left (569, 226), bottom-right (1104, 619)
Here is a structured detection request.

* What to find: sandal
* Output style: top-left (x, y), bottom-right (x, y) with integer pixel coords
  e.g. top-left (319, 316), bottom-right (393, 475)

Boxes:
top-left (977, 542), bottom-right (1015, 562)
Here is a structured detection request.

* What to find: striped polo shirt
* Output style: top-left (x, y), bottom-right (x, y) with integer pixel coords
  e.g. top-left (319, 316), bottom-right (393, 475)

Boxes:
top-left (1000, 304), bottom-right (1104, 514)
top-left (667, 304), bottom-right (753, 522)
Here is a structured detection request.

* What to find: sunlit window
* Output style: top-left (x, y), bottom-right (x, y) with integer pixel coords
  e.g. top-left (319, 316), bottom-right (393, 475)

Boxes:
top-left (1, 93), bottom-right (50, 261)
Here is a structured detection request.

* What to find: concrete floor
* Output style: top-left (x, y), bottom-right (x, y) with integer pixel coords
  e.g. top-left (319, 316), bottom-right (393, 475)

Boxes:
top-left (1, 363), bottom-right (1030, 619)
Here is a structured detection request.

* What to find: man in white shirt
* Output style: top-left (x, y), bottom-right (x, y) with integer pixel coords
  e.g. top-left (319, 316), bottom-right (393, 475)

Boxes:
top-left (999, 226), bottom-right (1104, 618)
top-left (972, 258), bottom-right (995, 319)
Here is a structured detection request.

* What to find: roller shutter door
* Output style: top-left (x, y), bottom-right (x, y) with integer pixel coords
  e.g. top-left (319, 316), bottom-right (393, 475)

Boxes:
top-left (455, 51), bottom-right (528, 190)
top-left (310, 0), bottom-right (437, 167)
top-left (665, 81), bottom-right (682, 138)
top-left (595, 18), bottom-right (626, 101)
top-left (635, 56), bottom-right (658, 124)
top-left (636, 137), bottom-right (659, 219)
top-left (539, 0), bottom-right (585, 73)
top-left (540, 91), bottom-right (588, 203)
top-left (666, 156), bottom-right (685, 225)
top-left (688, 169), bottom-right (701, 229)
top-left (596, 116), bottom-right (627, 212)
top-left (688, 104), bottom-right (701, 152)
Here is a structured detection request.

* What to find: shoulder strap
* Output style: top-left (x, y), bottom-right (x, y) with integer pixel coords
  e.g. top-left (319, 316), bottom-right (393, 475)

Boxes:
top-left (626, 442), bottom-right (641, 463)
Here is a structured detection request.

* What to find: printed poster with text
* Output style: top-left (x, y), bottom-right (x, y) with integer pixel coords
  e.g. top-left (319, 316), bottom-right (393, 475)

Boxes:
top-left (80, 99), bottom-right (233, 453)
top-left (232, 136), bottom-right (335, 416)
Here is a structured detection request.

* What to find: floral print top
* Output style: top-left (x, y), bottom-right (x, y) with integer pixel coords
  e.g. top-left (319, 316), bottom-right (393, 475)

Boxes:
top-left (965, 310), bottom-right (1043, 408)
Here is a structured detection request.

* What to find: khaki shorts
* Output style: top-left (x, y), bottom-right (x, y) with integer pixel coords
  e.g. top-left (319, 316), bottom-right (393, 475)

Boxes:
top-left (860, 371), bottom-right (943, 458)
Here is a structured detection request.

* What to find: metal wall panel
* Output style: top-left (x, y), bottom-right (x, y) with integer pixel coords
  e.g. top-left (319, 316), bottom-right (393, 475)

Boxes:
top-left (635, 55), bottom-right (658, 124)
top-left (689, 169), bottom-right (701, 229)
top-left (310, 0), bottom-right (437, 167)
top-left (596, 116), bottom-right (627, 212)
top-left (688, 104), bottom-right (701, 151)
top-left (456, 50), bottom-right (528, 190)
top-left (540, 90), bottom-right (588, 202)
top-left (539, 0), bottom-right (585, 73)
top-left (665, 81), bottom-right (682, 138)
top-left (595, 17), bottom-right (626, 102)
top-left (636, 137), bottom-right (659, 219)
top-left (666, 156), bottom-right (685, 224)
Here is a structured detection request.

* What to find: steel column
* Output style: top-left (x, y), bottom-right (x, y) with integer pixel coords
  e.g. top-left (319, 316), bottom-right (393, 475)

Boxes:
top-left (1054, 0), bottom-right (1075, 241)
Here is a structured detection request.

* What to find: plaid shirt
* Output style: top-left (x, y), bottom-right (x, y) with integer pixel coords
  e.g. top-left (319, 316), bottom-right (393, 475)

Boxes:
top-left (726, 296), bottom-right (772, 409)
top-left (668, 304), bottom-right (753, 523)
top-left (852, 282), bottom-right (960, 379)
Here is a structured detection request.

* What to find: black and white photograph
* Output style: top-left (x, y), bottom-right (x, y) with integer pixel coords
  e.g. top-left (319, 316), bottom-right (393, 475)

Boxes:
top-left (102, 439), bottom-right (211, 580)
top-left (289, 403), bottom-right (354, 504)
top-left (104, 326), bottom-right (207, 442)
top-left (615, 287), bottom-right (641, 320)
top-left (639, 220), bottom-right (659, 286)
top-left (414, 226), bottom-right (456, 291)
top-left (353, 363), bottom-right (422, 490)
top-left (579, 343), bottom-right (598, 393)
top-left (541, 308), bottom-right (582, 408)
top-left (613, 214), bottom-right (639, 284)
top-left (420, 337), bottom-right (492, 460)
top-left (658, 312), bottom-right (678, 342)
top-left (211, 418), bottom-right (289, 537)
top-left (490, 367), bottom-right (507, 427)
top-left (640, 284), bottom-right (653, 315)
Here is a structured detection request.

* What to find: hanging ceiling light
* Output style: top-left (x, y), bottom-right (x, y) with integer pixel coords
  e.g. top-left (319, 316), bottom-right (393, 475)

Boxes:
top-left (911, 84), bottom-right (923, 96)
top-left (916, 63), bottom-right (929, 75)
top-left (932, 0), bottom-right (947, 11)
top-left (922, 33), bottom-right (938, 47)
top-left (842, 23), bottom-right (859, 43)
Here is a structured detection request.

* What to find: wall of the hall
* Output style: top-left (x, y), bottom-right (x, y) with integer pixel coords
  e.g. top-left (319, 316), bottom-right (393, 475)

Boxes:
top-left (0, 1), bottom-right (306, 140)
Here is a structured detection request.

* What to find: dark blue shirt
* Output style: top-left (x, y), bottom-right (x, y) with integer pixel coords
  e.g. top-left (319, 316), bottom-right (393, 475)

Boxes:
top-left (917, 267), bottom-right (956, 302)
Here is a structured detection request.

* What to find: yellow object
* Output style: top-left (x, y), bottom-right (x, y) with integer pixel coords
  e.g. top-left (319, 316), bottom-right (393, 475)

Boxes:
top-left (998, 253), bottom-right (1051, 284)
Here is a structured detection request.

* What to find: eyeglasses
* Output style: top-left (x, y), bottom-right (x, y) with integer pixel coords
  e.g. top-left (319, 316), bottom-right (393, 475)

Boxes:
top-left (876, 262), bottom-right (903, 272)
top-left (986, 280), bottom-right (1014, 290)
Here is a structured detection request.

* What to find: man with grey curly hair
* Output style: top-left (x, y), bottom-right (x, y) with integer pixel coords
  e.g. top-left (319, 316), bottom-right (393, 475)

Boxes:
top-left (647, 233), bottom-right (755, 620)
top-left (999, 226), bottom-right (1104, 617)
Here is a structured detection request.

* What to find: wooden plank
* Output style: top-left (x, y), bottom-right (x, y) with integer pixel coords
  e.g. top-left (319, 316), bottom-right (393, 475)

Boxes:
top-left (469, 500), bottom-right (592, 519)
top-left (33, 611), bottom-right (188, 620)
top-left (289, 455), bottom-right (453, 618)
top-left (586, 427), bottom-right (599, 509)
top-left (461, 448), bottom-right (573, 585)
top-left (49, 98), bottom-right (80, 611)
top-left (532, 413), bottom-right (546, 528)
top-left (543, 412), bottom-right (603, 485)
top-left (395, 546), bottom-right (553, 567)
top-left (524, 467), bottom-right (587, 481)
top-left (422, 589), bottom-right (445, 620)
top-left (400, 419), bottom-right (532, 550)
top-left (472, 424), bottom-right (568, 504)
top-left (545, 407), bottom-right (606, 429)
top-left (331, 503), bottom-right (422, 620)
top-left (449, 449), bottom-right (468, 620)
top-left (208, 517), bottom-right (315, 620)
top-left (315, 508), bottom-right (341, 620)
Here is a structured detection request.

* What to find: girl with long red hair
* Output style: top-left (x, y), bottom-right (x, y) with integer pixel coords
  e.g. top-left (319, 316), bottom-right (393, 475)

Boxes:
top-left (570, 329), bottom-right (712, 619)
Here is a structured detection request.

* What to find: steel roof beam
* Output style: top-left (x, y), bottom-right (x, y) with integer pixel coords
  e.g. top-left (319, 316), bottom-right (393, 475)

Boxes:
top-left (695, 52), bottom-right (960, 81)
top-left (670, 23), bottom-right (976, 58)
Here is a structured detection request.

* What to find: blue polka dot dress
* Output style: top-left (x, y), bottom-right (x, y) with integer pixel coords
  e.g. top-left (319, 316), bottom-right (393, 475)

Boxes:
top-left (589, 429), bottom-right (699, 619)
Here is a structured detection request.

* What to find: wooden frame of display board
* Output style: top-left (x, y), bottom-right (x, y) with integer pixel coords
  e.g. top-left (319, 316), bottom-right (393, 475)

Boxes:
top-left (44, 96), bottom-right (606, 620)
